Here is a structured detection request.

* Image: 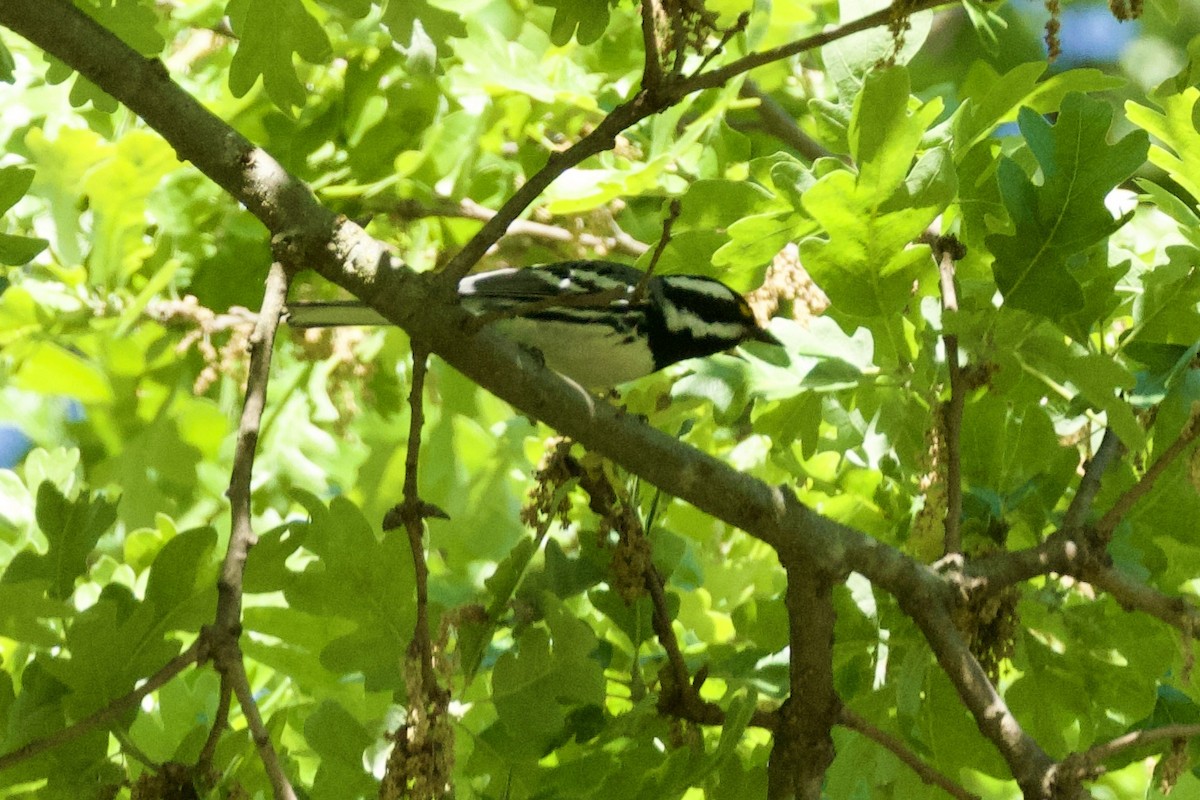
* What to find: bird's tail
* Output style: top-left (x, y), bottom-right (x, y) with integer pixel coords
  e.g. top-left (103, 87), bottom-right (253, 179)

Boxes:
top-left (285, 301), bottom-right (392, 327)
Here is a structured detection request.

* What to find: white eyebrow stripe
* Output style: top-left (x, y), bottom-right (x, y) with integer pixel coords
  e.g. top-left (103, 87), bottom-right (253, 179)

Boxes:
top-left (662, 276), bottom-right (735, 299)
top-left (660, 299), bottom-right (746, 339)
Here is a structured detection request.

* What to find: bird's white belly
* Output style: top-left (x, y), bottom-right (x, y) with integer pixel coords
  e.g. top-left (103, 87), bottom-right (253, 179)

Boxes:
top-left (493, 317), bottom-right (656, 388)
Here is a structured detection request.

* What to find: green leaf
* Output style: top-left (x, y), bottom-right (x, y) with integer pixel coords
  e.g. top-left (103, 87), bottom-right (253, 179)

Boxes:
top-left (283, 492), bottom-right (416, 690)
top-left (43, 586), bottom-right (182, 715)
top-left (822, 0), bottom-right (932, 99)
top-left (798, 70), bottom-right (952, 360)
top-left (953, 62), bottom-right (1126, 157)
top-left (242, 606), bottom-right (356, 690)
top-left (673, 180), bottom-right (777, 234)
top-left (0, 581), bottom-right (71, 647)
top-left (0, 232), bottom-right (48, 266)
top-left (381, 0), bottom-right (468, 45)
top-left (0, 165), bottom-right (34, 214)
top-left (0, 166), bottom-right (48, 266)
top-left (1127, 84), bottom-right (1200, 206)
top-left (83, 131), bottom-right (180, 288)
top-left (0, 469), bottom-right (34, 545)
top-left (491, 594), bottom-right (606, 753)
top-left (143, 527), bottom-right (218, 632)
top-left (735, 317), bottom-right (876, 402)
top-left (534, 0), bottom-right (611, 45)
top-left (79, 0), bottom-right (164, 55)
top-left (714, 212), bottom-right (808, 272)
top-left (640, 230), bottom-right (741, 283)
top-left (1020, 331), bottom-right (1144, 450)
top-left (23, 447), bottom-right (83, 500)
top-left (227, 0), bottom-right (332, 112)
top-left (12, 341), bottom-right (114, 405)
top-left (987, 93), bottom-right (1148, 319)
top-left (1125, 246), bottom-right (1200, 349)
top-left (0, 38), bottom-right (14, 82)
top-left (1, 483), bottom-right (117, 600)
top-left (305, 700), bottom-right (378, 799)
top-left (127, 670), bottom-right (221, 764)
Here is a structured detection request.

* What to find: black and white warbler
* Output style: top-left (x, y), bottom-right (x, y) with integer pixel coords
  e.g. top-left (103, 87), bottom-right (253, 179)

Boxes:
top-left (286, 260), bottom-right (781, 388)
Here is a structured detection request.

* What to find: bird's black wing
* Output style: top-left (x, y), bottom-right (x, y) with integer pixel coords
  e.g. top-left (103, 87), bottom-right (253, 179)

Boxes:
top-left (458, 261), bottom-right (644, 301)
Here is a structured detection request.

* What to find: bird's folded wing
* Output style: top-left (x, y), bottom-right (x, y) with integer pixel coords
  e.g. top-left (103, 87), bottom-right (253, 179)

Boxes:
top-left (285, 301), bottom-right (391, 327)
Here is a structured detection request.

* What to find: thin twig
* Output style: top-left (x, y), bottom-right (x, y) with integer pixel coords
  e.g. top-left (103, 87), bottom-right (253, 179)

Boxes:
top-left (631, 198), bottom-right (680, 302)
top-left (400, 345), bottom-right (439, 696)
top-left (839, 708), bottom-right (981, 800)
top-left (644, 562), bottom-right (691, 696)
top-left (379, 349), bottom-right (451, 795)
top-left (934, 238), bottom-right (965, 556)
top-left (639, 0), bottom-right (663, 93)
top-left (1062, 428), bottom-right (1123, 533)
top-left (739, 81), bottom-right (838, 163)
top-left (1096, 406), bottom-right (1200, 538)
top-left (0, 640), bottom-right (202, 771)
top-left (219, 261), bottom-right (289, 627)
top-left (196, 678), bottom-right (233, 781)
top-left (112, 727), bottom-right (158, 771)
top-left (668, 6), bottom-right (687, 78)
top-left (678, 0), bottom-right (952, 95)
top-left (1053, 722), bottom-right (1200, 788)
top-left (440, 103), bottom-right (646, 284)
top-left (227, 658), bottom-right (295, 800)
top-left (1082, 565), bottom-right (1197, 632)
top-left (963, 523), bottom-right (1200, 637)
top-left (1077, 722), bottom-right (1200, 770)
top-left (561, 452), bottom-right (777, 728)
top-left (693, 12), bottom-right (750, 75)
top-left (391, 198), bottom-right (649, 258)
top-left (208, 260), bottom-right (295, 800)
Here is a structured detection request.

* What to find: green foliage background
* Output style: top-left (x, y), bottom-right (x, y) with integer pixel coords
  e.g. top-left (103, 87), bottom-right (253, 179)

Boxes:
top-left (2, 0), bottom-right (1200, 798)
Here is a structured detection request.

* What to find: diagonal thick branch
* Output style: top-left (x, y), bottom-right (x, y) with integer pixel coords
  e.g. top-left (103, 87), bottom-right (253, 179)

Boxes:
top-left (0, 0), bottom-right (1077, 794)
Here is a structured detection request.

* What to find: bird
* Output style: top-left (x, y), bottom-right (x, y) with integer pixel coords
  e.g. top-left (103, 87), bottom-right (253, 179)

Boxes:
top-left (285, 260), bottom-right (781, 389)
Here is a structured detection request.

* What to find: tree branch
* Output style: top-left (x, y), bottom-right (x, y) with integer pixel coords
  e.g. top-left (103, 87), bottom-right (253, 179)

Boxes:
top-left (933, 236), bottom-right (966, 556)
top-left (196, 678), bottom-right (233, 782)
top-left (1064, 722), bottom-right (1200, 780)
top-left (895, 572), bottom-right (1057, 797)
top-left (0, 640), bottom-right (202, 771)
top-left (838, 708), bottom-right (981, 800)
top-left (1061, 428), bottom-right (1123, 533)
top-left (739, 80), bottom-right (837, 163)
top-left (1096, 405), bottom-right (1200, 538)
top-left (768, 565), bottom-right (838, 800)
top-left (960, 525), bottom-right (1200, 637)
top-left (675, 0), bottom-right (954, 96)
top-left (639, 0), bottom-right (663, 93)
top-left (205, 260), bottom-right (296, 800)
top-left (219, 261), bottom-right (289, 631)
top-left (1042, 722), bottom-right (1200, 796)
top-left (390, 198), bottom-right (649, 258)
top-left (226, 657), bottom-right (295, 800)
top-left (388, 345), bottom-right (442, 697)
